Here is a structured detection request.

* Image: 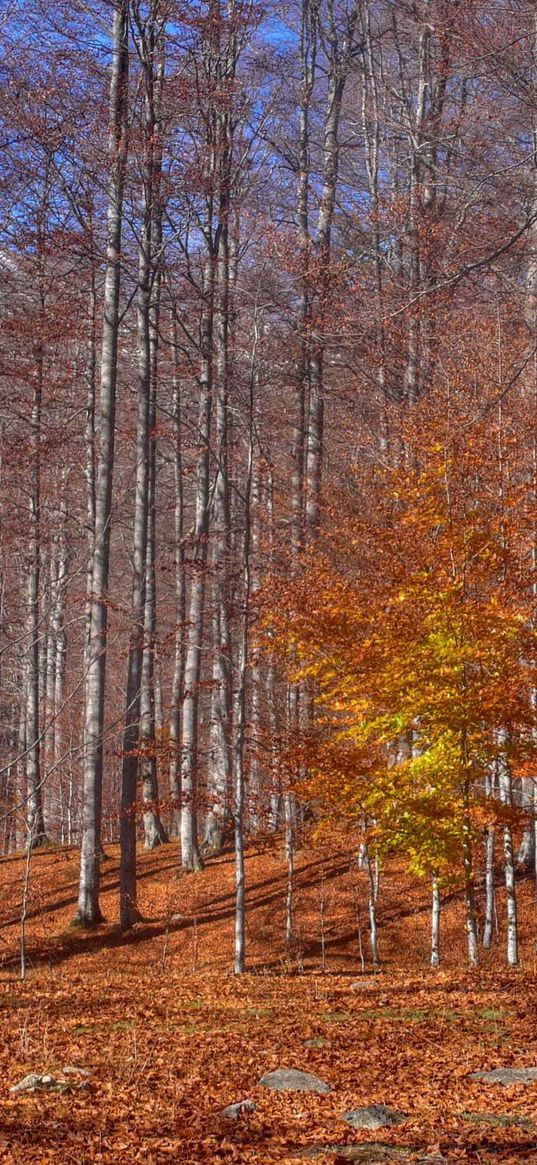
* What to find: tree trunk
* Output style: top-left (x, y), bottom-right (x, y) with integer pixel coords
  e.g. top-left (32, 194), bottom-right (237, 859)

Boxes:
top-left (233, 323), bottom-right (256, 975)
top-left (168, 307), bottom-right (186, 836)
top-left (462, 822), bottom-right (479, 966)
top-left (140, 34), bottom-right (167, 852)
top-left (76, 0), bottom-right (129, 927)
top-left (497, 735), bottom-right (518, 966)
top-left (431, 876), bottom-right (440, 968)
top-left (483, 771), bottom-right (495, 949)
top-left (305, 3), bottom-right (358, 530)
top-left (180, 264), bottom-right (213, 872)
top-left (26, 342), bottom-right (47, 849)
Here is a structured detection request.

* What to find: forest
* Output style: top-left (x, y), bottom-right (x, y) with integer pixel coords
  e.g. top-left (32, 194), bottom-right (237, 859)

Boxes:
top-left (3, 1), bottom-right (537, 1162)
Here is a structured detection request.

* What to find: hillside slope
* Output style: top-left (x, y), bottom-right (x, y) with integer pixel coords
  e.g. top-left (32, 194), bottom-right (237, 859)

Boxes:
top-left (1, 842), bottom-right (537, 1164)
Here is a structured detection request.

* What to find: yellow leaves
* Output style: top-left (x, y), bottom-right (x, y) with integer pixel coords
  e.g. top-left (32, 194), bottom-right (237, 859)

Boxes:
top-left (263, 411), bottom-right (537, 889)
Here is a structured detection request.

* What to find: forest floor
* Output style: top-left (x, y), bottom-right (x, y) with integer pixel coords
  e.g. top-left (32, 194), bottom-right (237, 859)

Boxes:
top-left (1, 839), bottom-right (537, 1164)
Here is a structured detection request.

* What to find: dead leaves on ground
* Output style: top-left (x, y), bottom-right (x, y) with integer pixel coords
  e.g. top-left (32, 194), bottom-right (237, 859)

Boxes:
top-left (1, 844), bottom-right (537, 1163)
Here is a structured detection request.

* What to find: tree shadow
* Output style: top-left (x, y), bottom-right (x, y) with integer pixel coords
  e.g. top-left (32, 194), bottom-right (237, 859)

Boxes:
top-left (1, 852), bottom-right (352, 972)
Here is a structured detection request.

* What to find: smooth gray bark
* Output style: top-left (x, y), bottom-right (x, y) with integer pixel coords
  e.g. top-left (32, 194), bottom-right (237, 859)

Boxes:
top-left (76, 0), bottom-right (129, 926)
top-left (496, 734), bottom-right (518, 966)
top-left (233, 333), bottom-right (256, 975)
top-left (26, 343), bottom-right (46, 849)
top-left (140, 36), bottom-right (167, 852)
top-left (168, 308), bottom-right (185, 834)
top-left (180, 264), bottom-right (213, 872)
top-left (483, 771), bottom-right (495, 949)
top-left (205, 5), bottom-right (237, 855)
top-left (431, 876), bottom-right (440, 968)
top-left (305, 2), bottom-right (358, 529)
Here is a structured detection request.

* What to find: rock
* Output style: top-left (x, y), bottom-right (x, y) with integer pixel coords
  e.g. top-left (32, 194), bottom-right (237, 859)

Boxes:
top-left (299, 1146), bottom-right (411, 1162)
top-left (62, 1065), bottom-right (91, 1077)
top-left (10, 1074), bottom-right (43, 1094)
top-left (10, 1070), bottom-right (90, 1095)
top-left (10, 1073), bottom-right (68, 1094)
top-left (470, 1067), bottom-right (537, 1085)
top-left (350, 979), bottom-right (379, 990)
top-left (259, 1069), bottom-right (331, 1094)
top-left (220, 1099), bottom-right (256, 1120)
top-left (299, 1146), bottom-right (443, 1163)
top-left (462, 1111), bottom-right (534, 1129)
top-left (304, 1037), bottom-right (329, 1049)
top-left (341, 1105), bottom-right (407, 1130)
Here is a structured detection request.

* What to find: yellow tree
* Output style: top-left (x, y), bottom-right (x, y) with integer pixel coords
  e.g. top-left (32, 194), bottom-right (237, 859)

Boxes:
top-left (268, 421), bottom-right (537, 966)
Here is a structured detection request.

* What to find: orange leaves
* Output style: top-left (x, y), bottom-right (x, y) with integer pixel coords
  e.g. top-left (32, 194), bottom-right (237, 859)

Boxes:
top-left (264, 399), bottom-right (537, 885)
top-left (4, 842), bottom-right (537, 1164)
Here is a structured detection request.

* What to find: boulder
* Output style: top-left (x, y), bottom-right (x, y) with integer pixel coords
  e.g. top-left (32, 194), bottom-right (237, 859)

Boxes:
top-left (259, 1069), bottom-right (331, 1094)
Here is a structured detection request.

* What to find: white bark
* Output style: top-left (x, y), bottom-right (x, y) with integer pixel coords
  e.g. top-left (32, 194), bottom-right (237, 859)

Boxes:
top-left (431, 876), bottom-right (440, 968)
top-left (305, 3), bottom-right (358, 529)
top-left (76, 0), bottom-right (129, 926)
top-left (284, 791), bottom-right (295, 949)
top-left (180, 265), bottom-right (213, 872)
top-left (483, 771), bottom-right (495, 949)
top-left (497, 733), bottom-right (518, 966)
top-left (26, 341), bottom-right (46, 849)
top-left (168, 307), bottom-right (185, 835)
top-left (366, 854), bottom-right (380, 965)
top-left (233, 330), bottom-right (256, 975)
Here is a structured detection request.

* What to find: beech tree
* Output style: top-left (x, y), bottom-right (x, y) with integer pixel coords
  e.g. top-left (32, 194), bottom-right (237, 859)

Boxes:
top-left (267, 410), bottom-right (537, 966)
top-left (77, 0), bottom-right (129, 926)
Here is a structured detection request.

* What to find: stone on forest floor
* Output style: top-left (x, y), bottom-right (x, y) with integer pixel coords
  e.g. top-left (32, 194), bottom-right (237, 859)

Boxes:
top-left (298, 1145), bottom-right (410, 1162)
top-left (304, 1037), bottom-right (330, 1048)
top-left (350, 979), bottom-right (381, 990)
top-left (299, 1144), bottom-right (443, 1163)
top-left (461, 1110), bottom-right (535, 1128)
top-left (220, 1099), bottom-right (257, 1120)
top-left (341, 1105), bottom-right (407, 1130)
top-left (10, 1073), bottom-right (78, 1095)
top-left (470, 1067), bottom-right (537, 1085)
top-left (259, 1068), bottom-right (331, 1093)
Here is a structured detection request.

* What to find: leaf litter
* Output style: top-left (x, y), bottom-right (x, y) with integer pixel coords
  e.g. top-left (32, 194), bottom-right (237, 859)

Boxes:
top-left (1, 842), bottom-right (537, 1163)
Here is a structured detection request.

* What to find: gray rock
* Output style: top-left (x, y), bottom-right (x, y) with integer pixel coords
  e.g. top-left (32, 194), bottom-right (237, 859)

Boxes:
top-left (341, 1105), bottom-right (407, 1130)
top-left (10, 1073), bottom-right (66, 1094)
top-left (298, 1146), bottom-right (411, 1162)
top-left (62, 1065), bottom-right (91, 1077)
top-left (299, 1146), bottom-right (444, 1164)
top-left (462, 1111), bottom-right (534, 1129)
top-left (470, 1067), bottom-right (537, 1085)
top-left (220, 1099), bottom-right (256, 1120)
top-left (304, 1037), bottom-right (329, 1049)
top-left (259, 1069), bottom-right (331, 1094)
top-left (10, 1074), bottom-right (42, 1094)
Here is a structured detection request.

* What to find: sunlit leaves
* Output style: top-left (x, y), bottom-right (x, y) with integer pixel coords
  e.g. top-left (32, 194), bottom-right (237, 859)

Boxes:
top-left (266, 414), bottom-right (537, 884)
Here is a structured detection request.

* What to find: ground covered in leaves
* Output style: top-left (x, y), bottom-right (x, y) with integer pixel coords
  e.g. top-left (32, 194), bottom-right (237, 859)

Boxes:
top-left (1, 841), bottom-right (537, 1163)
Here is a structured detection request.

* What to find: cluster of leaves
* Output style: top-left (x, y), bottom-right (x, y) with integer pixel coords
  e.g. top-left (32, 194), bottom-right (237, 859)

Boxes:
top-left (267, 411), bottom-right (537, 883)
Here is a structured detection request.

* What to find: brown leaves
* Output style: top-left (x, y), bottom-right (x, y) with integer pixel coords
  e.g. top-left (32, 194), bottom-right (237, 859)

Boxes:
top-left (1, 843), bottom-right (537, 1164)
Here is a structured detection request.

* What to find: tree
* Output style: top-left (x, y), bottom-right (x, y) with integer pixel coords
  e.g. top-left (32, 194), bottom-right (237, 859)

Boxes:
top-left (76, 0), bottom-right (129, 926)
top-left (268, 408), bottom-right (537, 965)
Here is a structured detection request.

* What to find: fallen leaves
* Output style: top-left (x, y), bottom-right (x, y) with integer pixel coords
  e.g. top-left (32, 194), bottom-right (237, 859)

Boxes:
top-left (1, 844), bottom-right (537, 1163)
